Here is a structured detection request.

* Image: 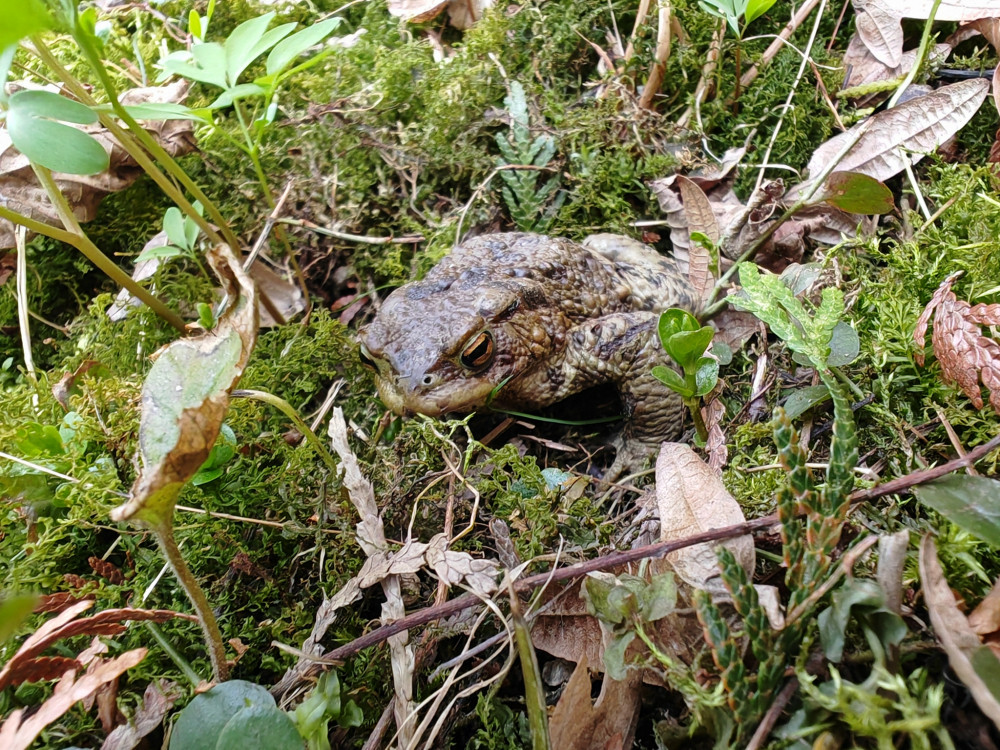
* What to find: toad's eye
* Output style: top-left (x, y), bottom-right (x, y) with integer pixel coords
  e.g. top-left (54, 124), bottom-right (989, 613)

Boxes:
top-left (359, 344), bottom-right (377, 371)
top-left (460, 331), bottom-right (494, 370)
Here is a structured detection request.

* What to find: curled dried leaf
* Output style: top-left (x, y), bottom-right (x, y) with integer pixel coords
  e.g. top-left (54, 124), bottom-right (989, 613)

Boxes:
top-left (914, 272), bottom-right (1000, 413)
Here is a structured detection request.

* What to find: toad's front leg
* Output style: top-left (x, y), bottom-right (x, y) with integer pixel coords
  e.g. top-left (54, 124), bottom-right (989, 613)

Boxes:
top-left (509, 312), bottom-right (687, 479)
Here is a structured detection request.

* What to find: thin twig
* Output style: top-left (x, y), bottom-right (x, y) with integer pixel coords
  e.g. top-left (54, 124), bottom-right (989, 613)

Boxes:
top-left (305, 431), bottom-right (1000, 668)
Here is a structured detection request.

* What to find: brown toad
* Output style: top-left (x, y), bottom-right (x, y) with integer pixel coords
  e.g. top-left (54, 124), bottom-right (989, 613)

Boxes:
top-left (358, 232), bottom-right (702, 476)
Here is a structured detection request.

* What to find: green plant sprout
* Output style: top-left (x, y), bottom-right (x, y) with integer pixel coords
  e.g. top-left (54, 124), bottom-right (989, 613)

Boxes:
top-left (697, 0), bottom-right (779, 105)
top-left (495, 81), bottom-right (565, 232)
top-left (652, 308), bottom-right (719, 442)
top-left (156, 8), bottom-right (342, 206)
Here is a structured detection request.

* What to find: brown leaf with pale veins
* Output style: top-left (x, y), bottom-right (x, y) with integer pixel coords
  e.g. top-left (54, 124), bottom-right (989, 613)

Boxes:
top-left (914, 272), bottom-right (1000, 414)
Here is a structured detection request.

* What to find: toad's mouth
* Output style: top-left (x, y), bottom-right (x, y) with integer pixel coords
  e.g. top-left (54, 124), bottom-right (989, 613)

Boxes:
top-left (374, 376), bottom-right (500, 418)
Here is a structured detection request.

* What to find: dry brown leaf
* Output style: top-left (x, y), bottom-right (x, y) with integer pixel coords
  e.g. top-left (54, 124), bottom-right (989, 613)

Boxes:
top-left (0, 82), bottom-right (195, 249)
top-left (100, 680), bottom-right (182, 750)
top-left (548, 657), bottom-right (642, 750)
top-left (701, 391), bottom-right (727, 472)
top-left (326, 408), bottom-right (415, 746)
top-left (970, 579), bottom-right (1000, 637)
top-left (88, 557), bottom-right (124, 585)
top-left (675, 175), bottom-right (718, 300)
top-left (51, 359), bottom-right (101, 411)
top-left (655, 443), bottom-right (753, 590)
top-left (854, 0), bottom-right (905, 67)
top-left (880, 0), bottom-right (1000, 20)
top-left (920, 535), bottom-right (1000, 730)
top-left (800, 79), bottom-right (989, 188)
top-left (0, 648), bottom-right (148, 750)
top-left (914, 272), bottom-right (1000, 413)
top-left (529, 575), bottom-right (706, 674)
top-left (0, 606), bottom-right (184, 692)
top-left (385, 0), bottom-right (494, 30)
top-left (841, 32), bottom-right (952, 108)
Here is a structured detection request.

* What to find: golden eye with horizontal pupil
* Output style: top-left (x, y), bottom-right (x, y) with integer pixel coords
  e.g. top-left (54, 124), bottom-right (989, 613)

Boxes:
top-left (359, 344), bottom-right (377, 370)
top-left (460, 331), bottom-right (494, 370)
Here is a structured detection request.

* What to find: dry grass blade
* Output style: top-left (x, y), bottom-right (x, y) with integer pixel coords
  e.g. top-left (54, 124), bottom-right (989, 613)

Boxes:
top-left (914, 272), bottom-right (1000, 413)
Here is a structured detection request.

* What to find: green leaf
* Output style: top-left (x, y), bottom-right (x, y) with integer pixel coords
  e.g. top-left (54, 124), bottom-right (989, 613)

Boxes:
top-left (225, 13), bottom-right (288, 85)
top-left (189, 10), bottom-right (203, 40)
top-left (135, 245), bottom-right (186, 263)
top-left (265, 17), bottom-right (341, 76)
top-left (0, 45), bottom-right (17, 103)
top-left (0, 0), bottom-right (53, 50)
top-left (744, 0), bottom-right (778, 24)
top-left (827, 321), bottom-right (860, 367)
top-left (0, 592), bottom-right (38, 645)
top-left (602, 631), bottom-right (635, 681)
top-left (209, 83), bottom-right (266, 109)
top-left (163, 207), bottom-right (189, 249)
top-left (818, 579), bottom-right (906, 662)
top-left (914, 475), bottom-right (1000, 548)
top-left (821, 171), bottom-right (895, 215)
top-left (782, 384), bottom-right (830, 419)
top-left (639, 572), bottom-right (677, 622)
top-left (658, 308), bottom-right (700, 347)
top-left (215, 704), bottom-right (302, 749)
top-left (651, 365), bottom-right (693, 397)
top-left (6, 90), bottom-right (108, 174)
top-left (120, 102), bottom-right (206, 121)
top-left (170, 680), bottom-right (278, 750)
top-left (583, 575), bottom-right (628, 624)
top-left (693, 356), bottom-right (719, 397)
top-left (667, 326), bottom-right (714, 368)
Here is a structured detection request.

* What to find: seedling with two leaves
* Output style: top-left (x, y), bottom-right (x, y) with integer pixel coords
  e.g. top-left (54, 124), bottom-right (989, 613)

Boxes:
top-left (652, 308), bottom-right (719, 442)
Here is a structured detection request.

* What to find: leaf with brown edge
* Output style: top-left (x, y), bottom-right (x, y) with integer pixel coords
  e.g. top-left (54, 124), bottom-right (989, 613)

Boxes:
top-left (112, 244), bottom-right (258, 526)
top-left (914, 272), bottom-right (1000, 413)
top-left (920, 535), bottom-right (1000, 730)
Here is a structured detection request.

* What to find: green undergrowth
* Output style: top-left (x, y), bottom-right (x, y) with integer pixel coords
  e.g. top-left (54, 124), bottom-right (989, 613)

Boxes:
top-left (2, 0), bottom-right (1000, 747)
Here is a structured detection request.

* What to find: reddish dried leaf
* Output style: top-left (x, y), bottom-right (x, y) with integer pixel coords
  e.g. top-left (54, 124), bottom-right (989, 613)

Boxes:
top-left (0, 648), bottom-right (148, 750)
top-left (6, 656), bottom-right (80, 686)
top-left (34, 592), bottom-right (90, 614)
top-left (0, 606), bottom-right (189, 691)
top-left (915, 273), bottom-right (1000, 413)
top-left (88, 557), bottom-right (124, 585)
top-left (100, 680), bottom-right (182, 750)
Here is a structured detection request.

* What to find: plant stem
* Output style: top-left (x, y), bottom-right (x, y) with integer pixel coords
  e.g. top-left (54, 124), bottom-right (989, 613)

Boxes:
top-left (28, 165), bottom-right (187, 332)
top-left (144, 622), bottom-right (203, 688)
top-left (30, 36), bottom-right (240, 253)
top-left (232, 389), bottom-right (341, 475)
top-left (685, 396), bottom-right (709, 442)
top-left (149, 517), bottom-right (229, 682)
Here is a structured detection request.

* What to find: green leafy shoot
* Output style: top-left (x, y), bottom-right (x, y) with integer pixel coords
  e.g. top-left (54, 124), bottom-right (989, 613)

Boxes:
top-left (495, 81), bottom-right (565, 232)
top-left (293, 671), bottom-right (363, 750)
top-left (5, 89), bottom-right (108, 175)
top-left (0, 0), bottom-right (54, 50)
top-left (699, 0), bottom-right (778, 35)
top-left (652, 308), bottom-right (719, 442)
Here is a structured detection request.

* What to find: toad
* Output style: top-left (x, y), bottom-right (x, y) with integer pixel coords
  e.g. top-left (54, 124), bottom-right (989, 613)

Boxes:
top-left (358, 232), bottom-right (702, 476)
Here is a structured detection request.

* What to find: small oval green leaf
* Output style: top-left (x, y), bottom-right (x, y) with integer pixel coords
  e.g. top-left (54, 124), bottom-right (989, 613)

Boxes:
top-left (7, 90), bottom-right (108, 174)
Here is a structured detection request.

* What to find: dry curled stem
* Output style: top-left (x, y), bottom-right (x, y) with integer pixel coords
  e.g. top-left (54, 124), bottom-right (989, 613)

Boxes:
top-left (914, 271), bottom-right (1000, 413)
